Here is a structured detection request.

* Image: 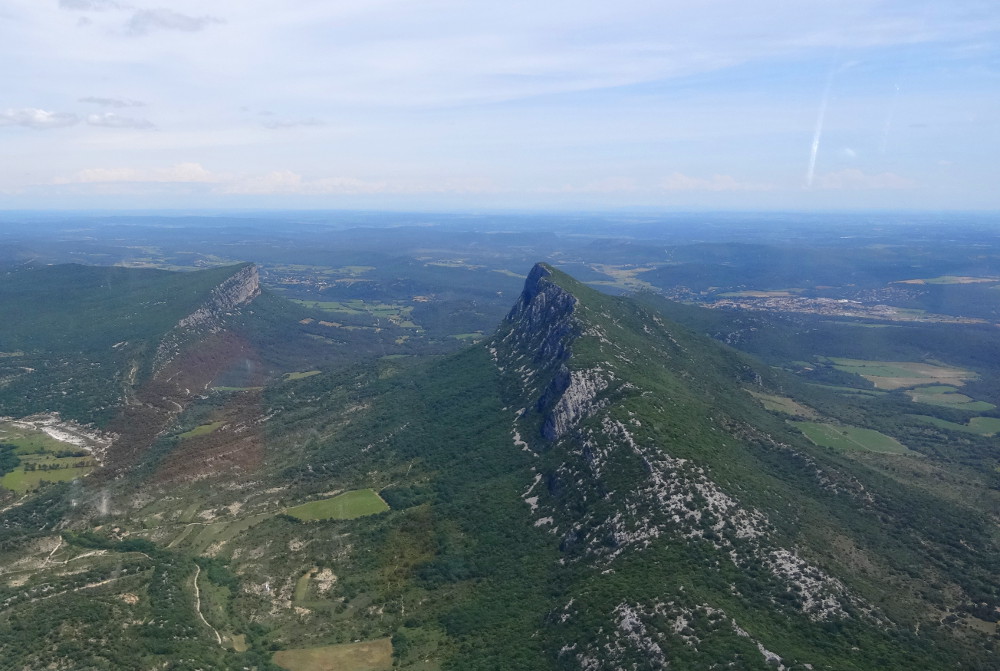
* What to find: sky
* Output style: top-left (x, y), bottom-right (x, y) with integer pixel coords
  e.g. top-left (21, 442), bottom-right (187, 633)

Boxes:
top-left (1, 0), bottom-right (998, 211)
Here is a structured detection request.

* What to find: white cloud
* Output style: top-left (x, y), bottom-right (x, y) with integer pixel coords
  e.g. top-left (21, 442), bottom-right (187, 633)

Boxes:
top-left (0, 108), bottom-right (78, 129)
top-left (218, 171), bottom-right (387, 195)
top-left (126, 9), bottom-right (223, 36)
top-left (86, 112), bottom-right (155, 129)
top-left (536, 178), bottom-right (639, 194)
top-left (262, 118), bottom-right (325, 130)
top-left (55, 162), bottom-right (222, 184)
top-left (217, 171), bottom-right (497, 196)
top-left (58, 0), bottom-right (121, 10)
top-left (79, 96), bottom-right (145, 108)
top-left (813, 169), bottom-right (914, 190)
top-left (660, 172), bottom-right (772, 192)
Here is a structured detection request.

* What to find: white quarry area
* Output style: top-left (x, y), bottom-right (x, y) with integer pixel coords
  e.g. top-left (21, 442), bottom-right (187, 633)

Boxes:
top-left (4, 413), bottom-right (115, 464)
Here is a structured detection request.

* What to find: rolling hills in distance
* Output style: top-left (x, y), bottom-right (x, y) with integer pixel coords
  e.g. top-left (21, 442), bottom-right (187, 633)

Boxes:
top-left (0, 211), bottom-right (999, 670)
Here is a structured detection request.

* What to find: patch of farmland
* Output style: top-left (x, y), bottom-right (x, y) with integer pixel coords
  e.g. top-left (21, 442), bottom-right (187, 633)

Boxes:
top-left (748, 391), bottom-right (819, 418)
top-left (179, 421), bottom-right (225, 439)
top-left (827, 358), bottom-right (976, 391)
top-left (285, 370), bottom-right (321, 381)
top-left (906, 386), bottom-right (995, 412)
top-left (793, 421), bottom-right (912, 454)
top-left (0, 420), bottom-right (96, 492)
top-left (910, 415), bottom-right (1000, 436)
top-left (285, 489), bottom-right (389, 521)
top-left (273, 638), bottom-right (393, 671)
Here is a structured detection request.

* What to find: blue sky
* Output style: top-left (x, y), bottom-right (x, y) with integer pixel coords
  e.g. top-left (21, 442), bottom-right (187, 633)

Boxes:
top-left (1, 0), bottom-right (998, 210)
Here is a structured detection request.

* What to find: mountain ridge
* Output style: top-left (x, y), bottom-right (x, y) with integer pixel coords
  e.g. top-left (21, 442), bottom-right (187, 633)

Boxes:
top-left (0, 261), bottom-right (997, 670)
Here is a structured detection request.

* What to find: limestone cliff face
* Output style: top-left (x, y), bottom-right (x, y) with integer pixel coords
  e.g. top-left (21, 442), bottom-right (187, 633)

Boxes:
top-left (501, 263), bottom-right (579, 367)
top-left (177, 264), bottom-right (261, 330)
top-left (494, 263), bottom-right (608, 442)
top-left (152, 264), bottom-right (260, 374)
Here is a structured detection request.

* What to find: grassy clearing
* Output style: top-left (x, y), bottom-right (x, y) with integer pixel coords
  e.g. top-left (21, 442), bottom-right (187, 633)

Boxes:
top-left (285, 370), bottom-right (321, 381)
top-left (1, 464), bottom-right (92, 492)
top-left (805, 383), bottom-right (886, 397)
top-left (911, 415), bottom-right (1000, 436)
top-left (450, 332), bottom-right (483, 340)
top-left (292, 299), bottom-right (413, 320)
top-left (294, 568), bottom-right (314, 603)
top-left (793, 421), bottom-right (911, 454)
top-left (827, 358), bottom-right (976, 391)
top-left (906, 387), bottom-right (995, 412)
top-left (0, 422), bottom-right (73, 454)
top-left (286, 489), bottom-right (389, 521)
top-left (587, 264), bottom-right (659, 292)
top-left (273, 638), bottom-right (393, 671)
top-left (179, 421), bottom-right (224, 439)
top-left (0, 421), bottom-right (95, 492)
top-left (747, 391), bottom-right (818, 418)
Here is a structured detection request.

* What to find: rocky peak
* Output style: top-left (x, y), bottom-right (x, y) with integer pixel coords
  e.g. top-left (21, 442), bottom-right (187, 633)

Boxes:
top-left (501, 263), bottom-right (580, 366)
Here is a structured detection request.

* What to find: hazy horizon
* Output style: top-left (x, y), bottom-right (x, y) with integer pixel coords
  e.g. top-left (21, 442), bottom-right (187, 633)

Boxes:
top-left (3, 1), bottom-right (998, 211)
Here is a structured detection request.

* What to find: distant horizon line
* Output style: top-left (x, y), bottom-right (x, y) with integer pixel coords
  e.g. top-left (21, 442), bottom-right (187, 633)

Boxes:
top-left (2, 207), bottom-right (998, 217)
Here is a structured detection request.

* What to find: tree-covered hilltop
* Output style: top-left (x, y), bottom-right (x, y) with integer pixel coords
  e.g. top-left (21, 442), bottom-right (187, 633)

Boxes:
top-left (0, 263), bottom-right (260, 425)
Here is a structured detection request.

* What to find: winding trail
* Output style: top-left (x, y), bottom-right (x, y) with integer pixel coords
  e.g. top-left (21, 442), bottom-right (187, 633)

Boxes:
top-left (193, 564), bottom-right (223, 646)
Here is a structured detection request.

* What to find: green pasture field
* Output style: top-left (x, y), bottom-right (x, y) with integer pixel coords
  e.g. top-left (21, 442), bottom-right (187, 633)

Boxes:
top-left (273, 638), bottom-right (393, 671)
top-left (911, 415), bottom-right (1000, 436)
top-left (0, 421), bottom-right (95, 492)
top-left (793, 421), bottom-right (911, 454)
top-left (285, 489), bottom-right (389, 521)
top-left (748, 391), bottom-right (818, 418)
top-left (285, 370), bottom-right (321, 381)
top-left (292, 299), bottom-right (412, 318)
top-left (179, 421), bottom-right (225, 439)
top-left (0, 422), bottom-right (74, 454)
top-left (805, 383), bottom-right (885, 397)
top-left (906, 387), bottom-right (995, 411)
top-left (1, 463), bottom-right (92, 492)
top-left (825, 358), bottom-right (976, 391)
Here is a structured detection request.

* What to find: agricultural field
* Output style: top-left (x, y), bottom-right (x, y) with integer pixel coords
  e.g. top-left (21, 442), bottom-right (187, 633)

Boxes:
top-left (911, 415), bottom-right (1000, 436)
top-left (793, 421), bottom-right (912, 454)
top-left (285, 489), bottom-right (390, 521)
top-left (747, 391), bottom-right (818, 418)
top-left (826, 358), bottom-right (977, 390)
top-left (273, 638), bottom-right (393, 671)
top-left (292, 299), bottom-right (421, 329)
top-left (285, 370), bottom-right (322, 381)
top-left (178, 421), bottom-right (225, 439)
top-left (0, 420), bottom-right (95, 493)
top-left (585, 264), bottom-right (659, 292)
top-left (906, 386), bottom-right (996, 412)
